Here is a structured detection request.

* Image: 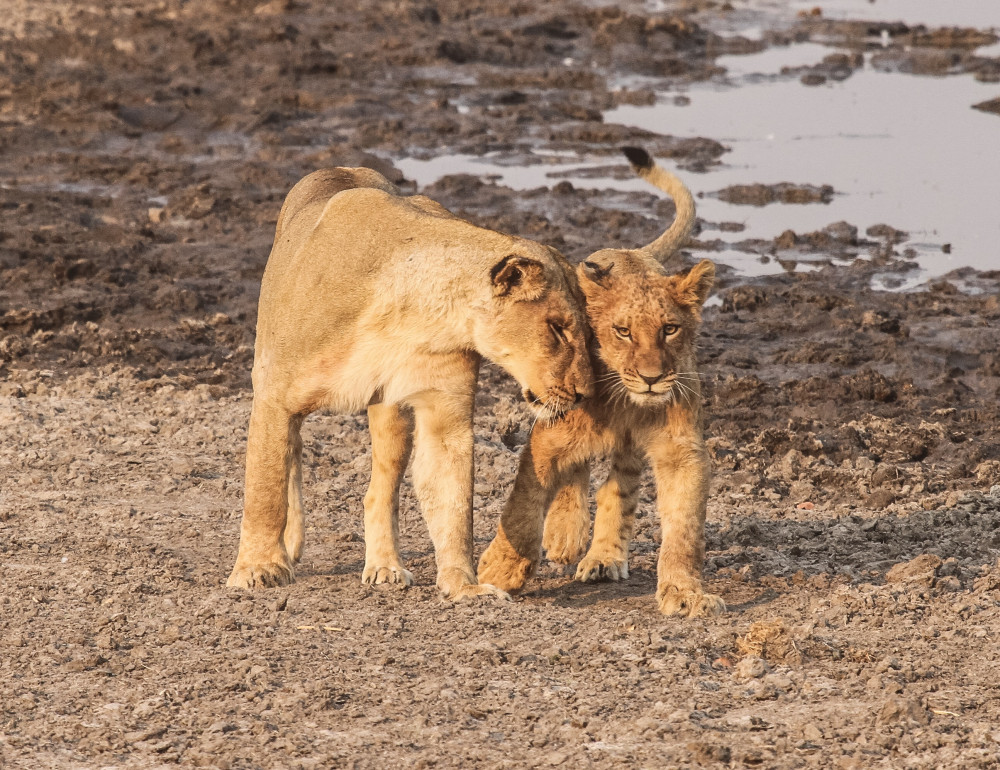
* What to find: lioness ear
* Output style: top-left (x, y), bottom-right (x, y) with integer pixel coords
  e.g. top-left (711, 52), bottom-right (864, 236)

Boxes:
top-left (676, 259), bottom-right (715, 307)
top-left (491, 254), bottom-right (546, 300)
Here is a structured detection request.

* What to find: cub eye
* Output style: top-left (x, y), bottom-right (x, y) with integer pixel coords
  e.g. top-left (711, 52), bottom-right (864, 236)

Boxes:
top-left (662, 324), bottom-right (681, 338)
top-left (548, 321), bottom-right (569, 344)
top-left (613, 325), bottom-right (632, 340)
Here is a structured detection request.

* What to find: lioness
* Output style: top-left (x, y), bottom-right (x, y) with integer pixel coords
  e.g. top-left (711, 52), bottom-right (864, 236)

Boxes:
top-left (478, 148), bottom-right (724, 617)
top-left (227, 167), bottom-right (593, 600)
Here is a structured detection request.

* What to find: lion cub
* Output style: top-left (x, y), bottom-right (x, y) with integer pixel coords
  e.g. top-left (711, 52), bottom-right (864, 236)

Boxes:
top-left (227, 167), bottom-right (592, 600)
top-left (478, 149), bottom-right (724, 617)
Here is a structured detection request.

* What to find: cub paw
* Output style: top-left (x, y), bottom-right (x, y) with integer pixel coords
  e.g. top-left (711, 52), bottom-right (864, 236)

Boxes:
top-left (656, 584), bottom-right (726, 618)
top-left (575, 553), bottom-right (629, 583)
top-left (477, 535), bottom-right (537, 594)
top-left (227, 561), bottom-right (294, 589)
top-left (362, 564), bottom-right (413, 587)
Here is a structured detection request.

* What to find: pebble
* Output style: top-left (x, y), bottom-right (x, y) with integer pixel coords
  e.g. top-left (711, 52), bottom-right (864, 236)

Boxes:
top-left (734, 655), bottom-right (767, 681)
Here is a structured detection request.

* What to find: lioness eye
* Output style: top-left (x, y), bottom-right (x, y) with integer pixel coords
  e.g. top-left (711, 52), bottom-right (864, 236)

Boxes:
top-left (548, 321), bottom-right (568, 344)
top-left (613, 325), bottom-right (631, 340)
top-left (662, 324), bottom-right (680, 338)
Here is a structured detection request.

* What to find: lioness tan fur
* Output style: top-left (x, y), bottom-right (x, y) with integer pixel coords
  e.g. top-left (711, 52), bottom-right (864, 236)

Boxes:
top-left (227, 166), bottom-right (593, 600)
top-left (478, 149), bottom-right (724, 617)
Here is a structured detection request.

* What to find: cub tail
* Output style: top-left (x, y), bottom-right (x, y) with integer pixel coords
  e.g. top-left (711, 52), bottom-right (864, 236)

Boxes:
top-left (622, 146), bottom-right (696, 263)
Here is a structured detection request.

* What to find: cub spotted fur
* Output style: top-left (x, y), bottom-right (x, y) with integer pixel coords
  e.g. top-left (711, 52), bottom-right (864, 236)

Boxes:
top-left (227, 167), bottom-right (593, 600)
top-left (478, 149), bottom-right (724, 617)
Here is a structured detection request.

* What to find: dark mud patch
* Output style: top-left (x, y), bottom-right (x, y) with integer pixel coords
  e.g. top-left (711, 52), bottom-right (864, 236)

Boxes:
top-left (714, 182), bottom-right (835, 206)
top-left (973, 96), bottom-right (1000, 116)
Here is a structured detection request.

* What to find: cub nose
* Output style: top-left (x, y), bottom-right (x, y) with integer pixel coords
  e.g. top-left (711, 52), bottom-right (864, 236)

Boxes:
top-left (639, 372), bottom-right (663, 386)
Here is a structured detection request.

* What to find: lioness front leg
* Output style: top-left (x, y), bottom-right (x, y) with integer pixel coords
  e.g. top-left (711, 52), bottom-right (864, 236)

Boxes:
top-left (576, 446), bottom-right (643, 583)
top-left (541, 462), bottom-right (591, 566)
top-left (361, 403), bottom-right (414, 587)
top-left (411, 392), bottom-right (508, 601)
top-left (650, 439), bottom-right (725, 618)
top-left (228, 401), bottom-right (302, 588)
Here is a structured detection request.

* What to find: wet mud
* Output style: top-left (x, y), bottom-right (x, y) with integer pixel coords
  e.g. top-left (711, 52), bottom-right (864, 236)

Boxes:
top-left (2, 1), bottom-right (999, 768)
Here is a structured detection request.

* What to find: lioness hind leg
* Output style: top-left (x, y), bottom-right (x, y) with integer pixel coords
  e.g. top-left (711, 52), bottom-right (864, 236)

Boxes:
top-left (411, 391), bottom-right (508, 601)
top-left (542, 462), bottom-right (591, 565)
top-left (283, 423), bottom-right (305, 564)
top-left (361, 403), bottom-right (414, 587)
top-left (227, 402), bottom-right (301, 589)
top-left (576, 446), bottom-right (643, 583)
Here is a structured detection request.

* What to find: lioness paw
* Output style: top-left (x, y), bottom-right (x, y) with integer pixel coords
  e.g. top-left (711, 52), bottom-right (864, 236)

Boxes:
top-left (226, 561), bottom-right (294, 589)
top-left (575, 554), bottom-right (629, 583)
top-left (447, 582), bottom-right (512, 602)
top-left (362, 564), bottom-right (414, 587)
top-left (656, 585), bottom-right (725, 618)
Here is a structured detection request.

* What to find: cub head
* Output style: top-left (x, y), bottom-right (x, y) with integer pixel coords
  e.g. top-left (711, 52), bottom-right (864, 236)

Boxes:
top-left (475, 249), bottom-right (594, 419)
top-left (578, 252), bottom-right (715, 407)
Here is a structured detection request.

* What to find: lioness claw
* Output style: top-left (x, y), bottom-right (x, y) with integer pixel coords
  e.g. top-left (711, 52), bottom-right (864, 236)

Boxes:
top-left (361, 565), bottom-right (414, 586)
top-left (447, 583), bottom-right (512, 602)
top-left (657, 586), bottom-right (726, 618)
top-left (226, 562), bottom-right (294, 589)
top-left (576, 556), bottom-right (629, 583)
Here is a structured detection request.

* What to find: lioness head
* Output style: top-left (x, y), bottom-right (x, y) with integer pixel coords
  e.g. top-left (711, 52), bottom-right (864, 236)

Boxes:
top-left (475, 249), bottom-right (593, 418)
top-left (578, 251), bottom-right (715, 407)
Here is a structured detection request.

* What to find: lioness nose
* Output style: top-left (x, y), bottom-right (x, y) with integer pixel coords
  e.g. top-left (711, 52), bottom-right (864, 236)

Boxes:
top-left (639, 372), bottom-right (663, 386)
top-left (574, 391), bottom-right (585, 404)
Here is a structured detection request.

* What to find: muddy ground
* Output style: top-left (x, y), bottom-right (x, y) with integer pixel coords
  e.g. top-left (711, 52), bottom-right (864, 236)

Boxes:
top-left (2, 1), bottom-right (1000, 768)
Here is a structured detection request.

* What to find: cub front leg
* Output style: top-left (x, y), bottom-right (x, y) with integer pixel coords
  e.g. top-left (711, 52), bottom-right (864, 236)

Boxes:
top-left (478, 441), bottom-right (558, 594)
top-left (576, 445), bottom-right (644, 583)
top-left (649, 437), bottom-right (725, 617)
top-left (480, 408), bottom-right (599, 592)
top-left (361, 403), bottom-right (415, 587)
top-left (227, 400), bottom-right (302, 588)
top-left (541, 462), bottom-right (591, 566)
top-left (411, 391), bottom-right (508, 601)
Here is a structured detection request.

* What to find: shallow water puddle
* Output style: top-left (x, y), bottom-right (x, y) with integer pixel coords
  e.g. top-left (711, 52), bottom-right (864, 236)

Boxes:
top-left (399, 8), bottom-right (1000, 288)
top-left (609, 51), bottom-right (1000, 284)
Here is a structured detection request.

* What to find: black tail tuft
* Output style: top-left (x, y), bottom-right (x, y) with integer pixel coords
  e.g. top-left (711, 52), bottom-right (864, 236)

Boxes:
top-left (622, 146), bottom-right (653, 170)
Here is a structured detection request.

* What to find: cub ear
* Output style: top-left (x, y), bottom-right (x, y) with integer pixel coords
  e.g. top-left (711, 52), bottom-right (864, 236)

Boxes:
top-left (676, 259), bottom-right (715, 307)
top-left (491, 254), bottom-right (546, 300)
top-left (578, 259), bottom-right (614, 287)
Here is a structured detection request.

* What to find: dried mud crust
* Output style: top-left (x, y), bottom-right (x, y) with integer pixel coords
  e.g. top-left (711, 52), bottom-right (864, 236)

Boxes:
top-left (2, 1), bottom-right (1000, 769)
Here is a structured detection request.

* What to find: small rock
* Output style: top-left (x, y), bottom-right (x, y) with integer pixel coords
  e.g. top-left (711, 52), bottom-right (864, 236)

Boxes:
top-left (688, 742), bottom-right (732, 764)
top-left (118, 105), bottom-right (180, 131)
top-left (734, 655), bottom-right (767, 681)
top-left (886, 553), bottom-right (941, 586)
top-left (876, 695), bottom-right (929, 726)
